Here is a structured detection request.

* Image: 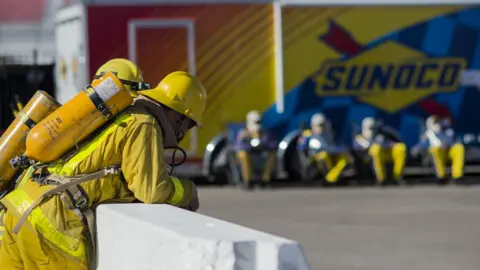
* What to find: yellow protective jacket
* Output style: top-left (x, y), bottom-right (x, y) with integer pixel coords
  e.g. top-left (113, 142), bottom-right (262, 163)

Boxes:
top-left (0, 208), bottom-right (4, 246)
top-left (0, 109), bottom-right (195, 264)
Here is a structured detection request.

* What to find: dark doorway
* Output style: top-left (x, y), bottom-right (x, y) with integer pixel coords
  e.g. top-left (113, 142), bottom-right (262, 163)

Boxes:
top-left (0, 63), bottom-right (55, 133)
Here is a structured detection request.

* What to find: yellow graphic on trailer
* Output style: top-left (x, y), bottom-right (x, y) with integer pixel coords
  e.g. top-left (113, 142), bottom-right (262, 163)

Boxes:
top-left (314, 39), bottom-right (466, 113)
top-left (282, 6), bottom-right (469, 115)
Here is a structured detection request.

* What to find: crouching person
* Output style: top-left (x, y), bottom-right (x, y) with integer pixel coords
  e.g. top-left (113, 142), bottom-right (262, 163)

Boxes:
top-left (298, 113), bottom-right (350, 185)
top-left (353, 117), bottom-right (406, 186)
top-left (415, 116), bottom-right (464, 184)
top-left (235, 110), bottom-right (277, 190)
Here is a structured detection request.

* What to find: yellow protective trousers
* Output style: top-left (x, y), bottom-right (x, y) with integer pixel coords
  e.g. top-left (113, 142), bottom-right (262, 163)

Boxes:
top-left (237, 150), bottom-right (276, 183)
top-left (368, 143), bottom-right (406, 183)
top-left (0, 211), bottom-right (87, 270)
top-left (313, 151), bottom-right (349, 183)
top-left (429, 143), bottom-right (465, 180)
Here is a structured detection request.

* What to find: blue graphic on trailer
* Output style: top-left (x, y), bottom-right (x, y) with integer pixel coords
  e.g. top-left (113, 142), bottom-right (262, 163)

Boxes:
top-left (261, 7), bottom-right (480, 147)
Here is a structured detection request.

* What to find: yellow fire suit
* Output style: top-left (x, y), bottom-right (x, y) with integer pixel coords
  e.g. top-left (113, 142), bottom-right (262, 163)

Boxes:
top-left (421, 131), bottom-right (465, 180)
top-left (235, 129), bottom-right (277, 184)
top-left (354, 134), bottom-right (406, 183)
top-left (0, 109), bottom-right (196, 269)
top-left (0, 208), bottom-right (4, 247)
top-left (298, 130), bottom-right (349, 183)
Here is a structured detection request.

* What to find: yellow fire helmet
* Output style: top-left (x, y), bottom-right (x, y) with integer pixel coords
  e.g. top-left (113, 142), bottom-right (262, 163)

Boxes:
top-left (94, 58), bottom-right (152, 96)
top-left (138, 71), bottom-right (207, 127)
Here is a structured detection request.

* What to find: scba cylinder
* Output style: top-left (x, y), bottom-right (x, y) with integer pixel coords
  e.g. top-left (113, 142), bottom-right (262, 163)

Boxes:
top-left (22, 72), bottom-right (133, 163)
top-left (0, 91), bottom-right (60, 189)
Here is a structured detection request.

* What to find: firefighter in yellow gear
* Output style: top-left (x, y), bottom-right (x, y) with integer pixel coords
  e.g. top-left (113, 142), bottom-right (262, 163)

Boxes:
top-left (235, 110), bottom-right (277, 189)
top-left (415, 116), bottom-right (464, 184)
top-left (353, 117), bottom-right (406, 185)
top-left (0, 59), bottom-right (207, 269)
top-left (297, 113), bottom-right (350, 184)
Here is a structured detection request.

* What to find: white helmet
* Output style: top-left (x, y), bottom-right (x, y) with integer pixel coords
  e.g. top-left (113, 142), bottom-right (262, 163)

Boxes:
top-left (361, 117), bottom-right (376, 139)
top-left (311, 113), bottom-right (327, 127)
top-left (246, 110), bottom-right (262, 132)
top-left (311, 113), bottom-right (331, 134)
top-left (362, 117), bottom-right (376, 130)
top-left (426, 115), bottom-right (441, 132)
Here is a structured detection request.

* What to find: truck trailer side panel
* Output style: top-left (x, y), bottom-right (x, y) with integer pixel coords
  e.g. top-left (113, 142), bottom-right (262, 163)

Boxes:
top-left (86, 4), bottom-right (276, 157)
top-left (263, 5), bottom-right (480, 148)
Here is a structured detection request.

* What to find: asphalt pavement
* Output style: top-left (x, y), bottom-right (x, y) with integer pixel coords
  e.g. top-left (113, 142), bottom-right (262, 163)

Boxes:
top-left (198, 185), bottom-right (480, 270)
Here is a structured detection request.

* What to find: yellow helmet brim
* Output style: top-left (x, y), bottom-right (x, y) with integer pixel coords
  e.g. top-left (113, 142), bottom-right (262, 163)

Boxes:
top-left (138, 89), bottom-right (203, 128)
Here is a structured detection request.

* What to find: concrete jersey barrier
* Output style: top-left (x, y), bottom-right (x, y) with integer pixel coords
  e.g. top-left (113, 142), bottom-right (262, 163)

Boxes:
top-left (96, 204), bottom-right (311, 270)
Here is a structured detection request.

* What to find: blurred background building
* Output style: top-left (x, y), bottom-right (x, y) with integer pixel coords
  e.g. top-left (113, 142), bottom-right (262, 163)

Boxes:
top-left (0, 0), bottom-right (77, 131)
top-left (0, 0), bottom-right (78, 65)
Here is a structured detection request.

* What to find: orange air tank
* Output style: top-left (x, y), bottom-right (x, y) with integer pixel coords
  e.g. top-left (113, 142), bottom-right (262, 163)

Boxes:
top-left (0, 91), bottom-right (60, 190)
top-left (23, 71), bottom-right (133, 163)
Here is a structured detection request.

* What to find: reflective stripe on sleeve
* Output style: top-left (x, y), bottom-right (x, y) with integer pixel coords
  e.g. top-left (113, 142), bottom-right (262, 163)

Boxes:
top-left (168, 177), bottom-right (185, 206)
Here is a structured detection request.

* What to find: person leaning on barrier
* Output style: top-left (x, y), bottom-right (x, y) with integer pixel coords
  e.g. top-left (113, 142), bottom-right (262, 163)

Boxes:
top-left (353, 117), bottom-right (406, 186)
top-left (235, 110), bottom-right (277, 190)
top-left (412, 115), bottom-right (464, 185)
top-left (297, 113), bottom-right (350, 185)
top-left (0, 59), bottom-right (207, 270)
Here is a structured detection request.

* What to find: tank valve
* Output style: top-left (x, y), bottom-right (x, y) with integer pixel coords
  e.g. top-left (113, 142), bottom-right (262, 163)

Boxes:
top-left (10, 155), bottom-right (33, 170)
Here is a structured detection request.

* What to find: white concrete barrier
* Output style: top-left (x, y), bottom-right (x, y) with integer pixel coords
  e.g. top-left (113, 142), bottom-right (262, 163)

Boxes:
top-left (96, 204), bottom-right (310, 270)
